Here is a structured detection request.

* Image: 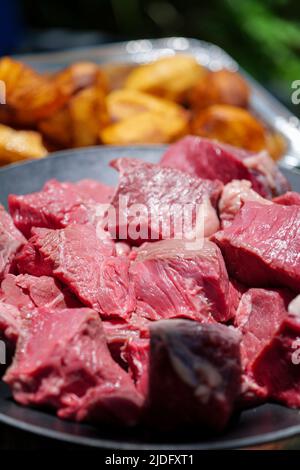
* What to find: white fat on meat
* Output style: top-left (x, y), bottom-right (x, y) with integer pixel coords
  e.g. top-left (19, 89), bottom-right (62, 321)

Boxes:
top-left (219, 179), bottom-right (271, 227)
top-left (289, 295), bottom-right (300, 316)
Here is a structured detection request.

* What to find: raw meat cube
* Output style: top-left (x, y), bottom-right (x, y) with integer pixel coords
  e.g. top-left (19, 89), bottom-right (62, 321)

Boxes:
top-left (212, 201), bottom-right (300, 292)
top-left (0, 205), bottom-right (25, 281)
top-left (130, 239), bottom-right (235, 322)
top-left (9, 179), bottom-right (114, 238)
top-left (110, 157), bottom-right (222, 244)
top-left (0, 273), bottom-right (80, 311)
top-left (161, 136), bottom-right (289, 198)
top-left (273, 191), bottom-right (300, 206)
top-left (16, 225), bottom-right (135, 320)
top-left (4, 307), bottom-right (143, 425)
top-left (144, 319), bottom-right (241, 431)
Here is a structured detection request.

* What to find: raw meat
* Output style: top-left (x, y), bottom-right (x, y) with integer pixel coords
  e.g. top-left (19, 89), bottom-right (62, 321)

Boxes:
top-left (212, 201), bottom-right (300, 292)
top-left (161, 136), bottom-right (289, 198)
top-left (0, 302), bottom-right (21, 344)
top-left (219, 179), bottom-right (270, 227)
top-left (273, 191), bottom-right (300, 206)
top-left (0, 274), bottom-right (80, 311)
top-left (144, 319), bottom-right (241, 431)
top-left (4, 307), bottom-right (143, 425)
top-left (110, 157), bottom-right (222, 244)
top-left (17, 224), bottom-right (136, 320)
top-left (235, 288), bottom-right (300, 408)
top-left (9, 179), bottom-right (114, 238)
top-left (0, 205), bottom-right (26, 281)
top-left (130, 239), bottom-right (234, 322)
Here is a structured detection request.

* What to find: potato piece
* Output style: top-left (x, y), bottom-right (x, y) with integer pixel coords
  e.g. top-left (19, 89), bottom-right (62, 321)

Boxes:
top-left (0, 124), bottom-right (47, 163)
top-left (125, 55), bottom-right (204, 102)
top-left (39, 84), bottom-right (109, 148)
top-left (102, 63), bottom-right (136, 91)
top-left (189, 69), bottom-right (250, 110)
top-left (0, 57), bottom-right (66, 126)
top-left (54, 62), bottom-right (108, 98)
top-left (69, 85), bottom-right (109, 147)
top-left (38, 106), bottom-right (72, 148)
top-left (100, 110), bottom-right (188, 145)
top-left (191, 105), bottom-right (267, 152)
top-left (106, 89), bottom-right (188, 123)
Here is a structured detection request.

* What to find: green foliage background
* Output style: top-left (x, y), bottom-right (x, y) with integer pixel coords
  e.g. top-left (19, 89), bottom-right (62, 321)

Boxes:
top-left (23, 0), bottom-right (300, 106)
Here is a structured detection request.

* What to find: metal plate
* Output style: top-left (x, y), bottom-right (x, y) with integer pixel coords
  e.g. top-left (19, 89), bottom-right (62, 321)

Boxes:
top-left (15, 36), bottom-right (300, 171)
top-left (0, 145), bottom-right (300, 450)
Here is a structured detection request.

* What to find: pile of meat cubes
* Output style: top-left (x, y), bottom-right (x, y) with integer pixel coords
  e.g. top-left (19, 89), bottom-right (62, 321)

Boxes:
top-left (0, 136), bottom-right (299, 432)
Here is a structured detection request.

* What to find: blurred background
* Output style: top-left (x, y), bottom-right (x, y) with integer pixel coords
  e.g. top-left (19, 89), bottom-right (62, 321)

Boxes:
top-left (0, 0), bottom-right (300, 114)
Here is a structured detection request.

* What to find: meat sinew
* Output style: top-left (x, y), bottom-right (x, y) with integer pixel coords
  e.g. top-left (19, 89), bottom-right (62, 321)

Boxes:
top-left (4, 307), bottom-right (143, 425)
top-left (110, 157), bottom-right (222, 244)
top-left (235, 288), bottom-right (300, 408)
top-left (130, 239), bottom-right (235, 322)
top-left (0, 205), bottom-right (26, 281)
top-left (144, 320), bottom-right (241, 431)
top-left (16, 224), bottom-right (136, 320)
top-left (161, 136), bottom-right (289, 198)
top-left (212, 201), bottom-right (300, 292)
top-left (9, 179), bottom-right (114, 238)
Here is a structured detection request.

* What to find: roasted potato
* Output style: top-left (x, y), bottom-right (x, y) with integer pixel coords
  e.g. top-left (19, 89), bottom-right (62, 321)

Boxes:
top-left (0, 124), bottom-right (47, 163)
top-left (100, 110), bottom-right (189, 145)
top-left (53, 62), bottom-right (108, 98)
top-left (106, 89), bottom-right (189, 123)
top-left (189, 69), bottom-right (250, 110)
top-left (125, 55), bottom-right (205, 103)
top-left (191, 104), bottom-right (267, 152)
top-left (0, 57), bottom-right (66, 126)
top-left (102, 63), bottom-right (136, 91)
top-left (39, 84), bottom-right (109, 148)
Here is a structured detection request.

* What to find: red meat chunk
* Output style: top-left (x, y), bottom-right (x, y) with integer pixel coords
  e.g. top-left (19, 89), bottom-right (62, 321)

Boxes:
top-left (144, 320), bottom-right (241, 431)
top-left (16, 224), bottom-right (135, 320)
top-left (0, 205), bottom-right (26, 281)
top-left (4, 307), bottom-right (143, 425)
top-left (0, 274), bottom-right (80, 311)
top-left (130, 239), bottom-right (235, 323)
top-left (235, 288), bottom-right (300, 408)
top-left (273, 191), bottom-right (300, 206)
top-left (9, 179), bottom-right (114, 238)
top-left (161, 136), bottom-right (289, 198)
top-left (212, 201), bottom-right (300, 292)
top-left (109, 157), bottom-right (222, 244)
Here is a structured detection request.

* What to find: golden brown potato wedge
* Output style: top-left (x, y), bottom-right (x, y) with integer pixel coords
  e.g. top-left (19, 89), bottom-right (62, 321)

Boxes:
top-left (191, 104), bottom-right (268, 152)
top-left (0, 57), bottom-right (66, 126)
top-left (53, 62), bottom-right (108, 98)
top-left (106, 89), bottom-right (188, 123)
top-left (100, 110), bottom-right (189, 145)
top-left (39, 84), bottom-right (109, 148)
top-left (125, 55), bottom-right (204, 102)
top-left (189, 69), bottom-right (250, 110)
top-left (102, 63), bottom-right (136, 91)
top-left (0, 124), bottom-right (47, 163)
top-left (69, 85), bottom-right (109, 147)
